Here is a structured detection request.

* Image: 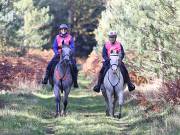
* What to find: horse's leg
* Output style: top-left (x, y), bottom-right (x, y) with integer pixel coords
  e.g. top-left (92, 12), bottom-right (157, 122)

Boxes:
top-left (117, 90), bottom-right (124, 119)
top-left (102, 88), bottom-right (109, 116)
top-left (62, 88), bottom-right (70, 116)
top-left (106, 90), bottom-right (113, 117)
top-left (54, 84), bottom-right (61, 117)
top-left (118, 105), bottom-right (122, 119)
top-left (113, 94), bottom-right (118, 117)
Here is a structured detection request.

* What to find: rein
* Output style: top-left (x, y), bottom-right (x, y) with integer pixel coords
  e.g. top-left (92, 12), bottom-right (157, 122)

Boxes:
top-left (110, 63), bottom-right (118, 68)
top-left (59, 60), bottom-right (69, 80)
top-left (108, 64), bottom-right (121, 87)
top-left (60, 54), bottom-right (71, 61)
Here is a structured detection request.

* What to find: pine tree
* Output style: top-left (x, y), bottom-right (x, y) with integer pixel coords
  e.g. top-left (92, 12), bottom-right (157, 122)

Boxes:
top-left (0, 0), bottom-right (17, 50)
top-left (35, 0), bottom-right (105, 56)
top-left (0, 0), bottom-right (52, 54)
top-left (14, 0), bottom-right (53, 48)
top-left (95, 0), bottom-right (180, 80)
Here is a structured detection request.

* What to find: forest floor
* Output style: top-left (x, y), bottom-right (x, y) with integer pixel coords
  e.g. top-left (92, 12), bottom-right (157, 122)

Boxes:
top-left (0, 49), bottom-right (53, 91)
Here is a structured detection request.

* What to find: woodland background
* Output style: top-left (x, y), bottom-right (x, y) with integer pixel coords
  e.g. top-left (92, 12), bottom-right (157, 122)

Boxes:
top-left (0, 0), bottom-right (179, 134)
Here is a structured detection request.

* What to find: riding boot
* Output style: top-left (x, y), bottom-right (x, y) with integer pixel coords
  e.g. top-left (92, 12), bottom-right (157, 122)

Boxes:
top-left (121, 64), bottom-right (135, 91)
top-left (93, 66), bottom-right (106, 93)
top-left (127, 75), bottom-right (135, 91)
top-left (42, 70), bottom-right (50, 84)
top-left (70, 64), bottom-right (79, 88)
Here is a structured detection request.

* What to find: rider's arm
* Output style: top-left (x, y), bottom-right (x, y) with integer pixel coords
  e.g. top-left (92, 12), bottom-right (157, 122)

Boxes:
top-left (53, 37), bottom-right (59, 55)
top-left (120, 44), bottom-right (125, 60)
top-left (102, 45), bottom-right (109, 61)
top-left (70, 37), bottom-right (75, 55)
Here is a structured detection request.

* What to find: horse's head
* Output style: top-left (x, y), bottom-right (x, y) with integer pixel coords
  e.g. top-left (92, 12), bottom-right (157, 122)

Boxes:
top-left (61, 45), bottom-right (72, 64)
top-left (109, 50), bottom-right (122, 73)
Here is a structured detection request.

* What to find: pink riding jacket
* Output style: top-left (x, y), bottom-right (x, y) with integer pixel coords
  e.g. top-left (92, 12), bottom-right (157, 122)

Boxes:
top-left (56, 34), bottom-right (72, 53)
top-left (105, 41), bottom-right (122, 57)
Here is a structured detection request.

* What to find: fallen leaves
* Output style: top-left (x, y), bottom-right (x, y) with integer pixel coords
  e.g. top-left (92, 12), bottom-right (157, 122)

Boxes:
top-left (0, 49), bottom-right (53, 91)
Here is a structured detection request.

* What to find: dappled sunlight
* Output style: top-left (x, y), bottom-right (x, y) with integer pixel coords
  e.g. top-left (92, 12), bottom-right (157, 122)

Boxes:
top-left (54, 113), bottom-right (125, 135)
top-left (32, 91), bottom-right (54, 99)
top-left (0, 78), bottom-right (179, 134)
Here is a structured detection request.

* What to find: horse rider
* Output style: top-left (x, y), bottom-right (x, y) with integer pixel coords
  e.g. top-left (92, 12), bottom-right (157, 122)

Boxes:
top-left (42, 24), bottom-right (79, 88)
top-left (93, 31), bottom-right (135, 92)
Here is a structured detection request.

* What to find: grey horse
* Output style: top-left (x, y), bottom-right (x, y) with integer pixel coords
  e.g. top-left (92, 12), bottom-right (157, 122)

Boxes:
top-left (53, 45), bottom-right (73, 117)
top-left (101, 50), bottom-right (125, 118)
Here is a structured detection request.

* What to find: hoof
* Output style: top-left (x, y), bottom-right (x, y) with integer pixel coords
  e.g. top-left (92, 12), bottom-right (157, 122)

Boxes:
top-left (118, 113), bottom-right (121, 119)
top-left (54, 112), bottom-right (60, 118)
top-left (114, 113), bottom-right (121, 119)
top-left (61, 110), bottom-right (67, 117)
top-left (106, 110), bottom-right (110, 116)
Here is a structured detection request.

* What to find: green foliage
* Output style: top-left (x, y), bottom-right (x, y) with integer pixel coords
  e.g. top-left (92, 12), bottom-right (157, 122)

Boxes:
top-left (67, 0), bottom-right (106, 56)
top-left (14, 0), bottom-right (53, 48)
top-left (36, 0), bottom-right (105, 56)
top-left (95, 0), bottom-right (180, 80)
top-left (0, 0), bottom-right (53, 52)
top-left (0, 0), bottom-right (16, 50)
top-left (0, 0), bottom-right (105, 56)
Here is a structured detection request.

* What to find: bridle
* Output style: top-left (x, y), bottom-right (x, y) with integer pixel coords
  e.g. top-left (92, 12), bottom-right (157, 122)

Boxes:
top-left (59, 48), bottom-right (71, 80)
top-left (108, 62), bottom-right (121, 87)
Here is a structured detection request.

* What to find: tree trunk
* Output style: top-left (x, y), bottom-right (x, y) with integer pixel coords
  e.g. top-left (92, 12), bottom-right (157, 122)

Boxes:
top-left (158, 42), bottom-right (165, 84)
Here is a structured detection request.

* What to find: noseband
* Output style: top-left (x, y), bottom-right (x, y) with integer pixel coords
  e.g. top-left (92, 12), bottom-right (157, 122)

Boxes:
top-left (110, 63), bottom-right (118, 69)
